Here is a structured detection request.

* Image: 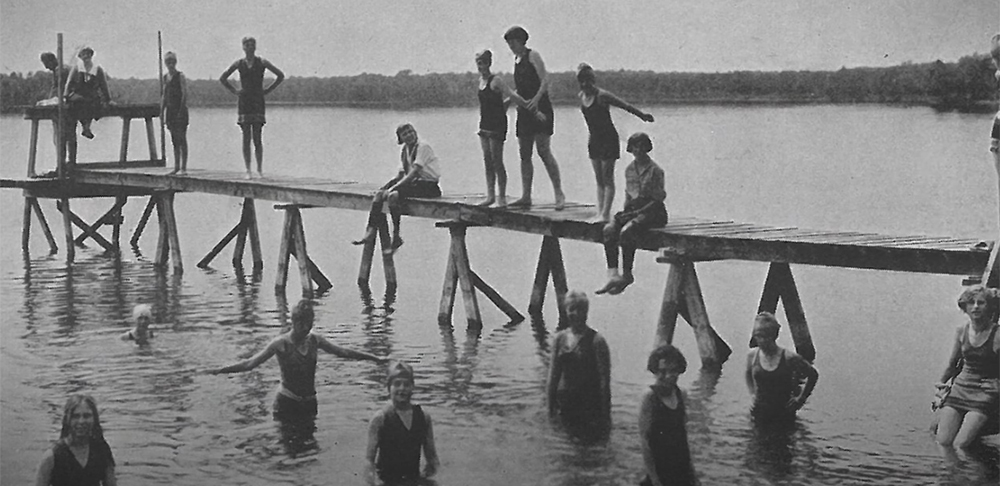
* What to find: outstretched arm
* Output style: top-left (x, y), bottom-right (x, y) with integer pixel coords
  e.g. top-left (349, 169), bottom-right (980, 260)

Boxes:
top-left (211, 338), bottom-right (280, 374)
top-left (316, 334), bottom-right (386, 362)
top-left (603, 90), bottom-right (654, 122)
top-left (422, 412), bottom-right (440, 477)
top-left (219, 61), bottom-right (240, 95)
top-left (262, 59), bottom-right (285, 95)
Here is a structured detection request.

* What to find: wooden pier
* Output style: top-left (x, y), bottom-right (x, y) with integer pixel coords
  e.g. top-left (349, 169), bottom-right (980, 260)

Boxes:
top-left (3, 165), bottom-right (996, 369)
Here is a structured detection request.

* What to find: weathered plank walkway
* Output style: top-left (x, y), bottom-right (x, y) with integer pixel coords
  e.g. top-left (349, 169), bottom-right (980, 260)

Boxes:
top-left (2, 166), bottom-right (990, 276)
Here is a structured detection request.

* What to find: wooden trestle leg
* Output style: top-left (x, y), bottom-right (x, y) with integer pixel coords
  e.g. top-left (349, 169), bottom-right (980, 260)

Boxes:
top-left (527, 235), bottom-right (569, 325)
top-left (437, 221), bottom-right (524, 329)
top-left (275, 205), bottom-right (331, 297)
top-left (756, 262), bottom-right (815, 362)
top-left (149, 192), bottom-right (183, 273)
top-left (655, 260), bottom-right (732, 370)
top-left (197, 198), bottom-right (264, 275)
top-left (357, 218), bottom-right (397, 293)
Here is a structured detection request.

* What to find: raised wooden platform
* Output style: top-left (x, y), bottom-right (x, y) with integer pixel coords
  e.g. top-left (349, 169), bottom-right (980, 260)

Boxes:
top-left (2, 167), bottom-right (990, 276)
top-left (20, 103), bottom-right (160, 120)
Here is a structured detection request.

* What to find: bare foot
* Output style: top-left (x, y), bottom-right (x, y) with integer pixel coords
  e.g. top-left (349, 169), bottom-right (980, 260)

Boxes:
top-left (81, 128), bottom-right (95, 139)
top-left (244, 172), bottom-right (253, 180)
top-left (382, 237), bottom-right (404, 255)
top-left (554, 194), bottom-right (566, 211)
top-left (607, 274), bottom-right (634, 295)
top-left (496, 196), bottom-right (508, 207)
top-left (507, 196), bottom-right (532, 208)
top-left (587, 214), bottom-right (608, 224)
top-left (475, 197), bottom-right (495, 207)
top-left (257, 171), bottom-right (264, 179)
top-left (169, 169), bottom-right (180, 175)
top-left (595, 278), bottom-right (618, 295)
top-left (352, 229), bottom-right (377, 246)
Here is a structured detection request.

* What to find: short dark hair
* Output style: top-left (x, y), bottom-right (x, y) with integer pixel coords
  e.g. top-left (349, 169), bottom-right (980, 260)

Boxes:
top-left (647, 344), bottom-right (687, 374)
top-left (504, 26), bottom-right (529, 43)
top-left (40, 52), bottom-right (57, 67)
top-left (396, 123), bottom-right (416, 144)
top-left (291, 300), bottom-right (314, 326)
top-left (626, 132), bottom-right (653, 154)
top-left (576, 63), bottom-right (596, 83)
top-left (958, 284), bottom-right (1000, 318)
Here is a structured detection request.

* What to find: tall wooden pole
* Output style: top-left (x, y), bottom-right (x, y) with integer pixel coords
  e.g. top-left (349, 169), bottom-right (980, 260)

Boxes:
top-left (57, 33), bottom-right (74, 264)
top-left (158, 31), bottom-right (166, 166)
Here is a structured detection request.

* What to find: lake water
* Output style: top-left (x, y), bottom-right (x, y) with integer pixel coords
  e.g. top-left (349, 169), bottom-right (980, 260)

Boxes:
top-left (1, 104), bottom-right (997, 485)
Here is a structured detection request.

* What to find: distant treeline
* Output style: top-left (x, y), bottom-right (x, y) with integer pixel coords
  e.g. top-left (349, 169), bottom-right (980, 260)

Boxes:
top-left (2, 54), bottom-right (996, 113)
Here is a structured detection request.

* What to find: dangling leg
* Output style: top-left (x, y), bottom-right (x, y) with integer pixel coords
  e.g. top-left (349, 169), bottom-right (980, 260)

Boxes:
top-left (385, 192), bottom-right (404, 254)
top-left (353, 192), bottom-right (386, 245)
top-left (596, 220), bottom-right (622, 294)
top-left (608, 221), bottom-right (638, 295)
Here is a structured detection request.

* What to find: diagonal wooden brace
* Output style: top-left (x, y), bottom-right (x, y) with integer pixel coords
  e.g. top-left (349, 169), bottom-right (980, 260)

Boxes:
top-left (656, 261), bottom-right (732, 369)
top-left (55, 200), bottom-right (115, 252)
top-left (756, 262), bottom-right (815, 362)
top-left (528, 236), bottom-right (568, 324)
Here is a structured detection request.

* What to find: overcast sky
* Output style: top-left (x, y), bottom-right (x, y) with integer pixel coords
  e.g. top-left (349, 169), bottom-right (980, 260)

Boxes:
top-left (1, 0), bottom-right (996, 80)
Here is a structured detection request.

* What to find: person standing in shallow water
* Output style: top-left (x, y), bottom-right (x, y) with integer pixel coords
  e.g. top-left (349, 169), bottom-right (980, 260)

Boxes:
top-left (744, 312), bottom-right (819, 424)
top-left (547, 290), bottom-right (611, 423)
top-left (503, 25), bottom-right (566, 210)
top-left (365, 362), bottom-right (440, 485)
top-left (35, 394), bottom-right (117, 486)
top-left (934, 285), bottom-right (1000, 448)
top-left (210, 300), bottom-right (386, 418)
top-left (576, 63), bottom-right (655, 222)
top-left (639, 344), bottom-right (699, 486)
top-left (161, 51), bottom-right (189, 175)
top-left (220, 36), bottom-right (284, 179)
top-left (120, 304), bottom-right (154, 345)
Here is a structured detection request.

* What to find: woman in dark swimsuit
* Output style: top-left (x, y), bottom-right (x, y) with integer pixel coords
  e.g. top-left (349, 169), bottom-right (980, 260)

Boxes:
top-left (547, 290), bottom-right (611, 423)
top-left (220, 36), bottom-right (284, 179)
top-left (639, 344), bottom-right (698, 486)
top-left (744, 312), bottom-right (819, 424)
top-left (35, 394), bottom-right (117, 486)
top-left (576, 63), bottom-right (654, 222)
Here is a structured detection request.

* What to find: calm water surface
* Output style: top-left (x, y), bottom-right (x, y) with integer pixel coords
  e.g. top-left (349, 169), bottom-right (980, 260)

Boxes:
top-left (1, 104), bottom-right (997, 485)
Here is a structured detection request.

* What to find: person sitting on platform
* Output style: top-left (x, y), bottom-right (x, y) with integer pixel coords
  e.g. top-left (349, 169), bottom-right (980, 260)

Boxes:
top-left (64, 46), bottom-right (111, 141)
top-left (639, 344), bottom-right (699, 486)
top-left (365, 361), bottom-right (440, 485)
top-left (934, 285), bottom-right (1000, 448)
top-left (37, 52), bottom-right (76, 175)
top-left (352, 123), bottom-right (442, 255)
top-left (210, 300), bottom-right (386, 418)
top-left (161, 51), bottom-right (189, 175)
top-left (744, 312), bottom-right (819, 424)
top-left (119, 304), bottom-right (154, 345)
top-left (597, 132), bottom-right (667, 295)
top-left (35, 394), bottom-right (118, 486)
top-left (547, 290), bottom-right (611, 424)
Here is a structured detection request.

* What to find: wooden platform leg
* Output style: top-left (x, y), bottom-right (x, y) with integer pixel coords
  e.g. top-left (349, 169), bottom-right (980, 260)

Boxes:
top-left (470, 269), bottom-right (525, 323)
top-left (357, 227), bottom-right (377, 289)
top-left (288, 244), bottom-right (333, 293)
top-left (245, 199), bottom-right (264, 275)
top-left (153, 195), bottom-right (169, 267)
top-left (31, 199), bottom-right (58, 254)
top-left (232, 211), bottom-right (248, 268)
top-left (548, 237), bottom-right (569, 325)
top-left (27, 119), bottom-right (39, 177)
top-left (448, 226), bottom-right (482, 329)
top-left (528, 235), bottom-right (569, 318)
top-left (656, 263), bottom-right (687, 347)
top-left (22, 198), bottom-right (32, 254)
top-left (131, 196), bottom-right (157, 247)
top-left (119, 117), bottom-right (131, 163)
top-left (112, 196), bottom-right (126, 254)
top-left (161, 192), bottom-right (183, 274)
top-left (290, 208), bottom-right (314, 298)
top-left (145, 117), bottom-right (158, 161)
top-left (438, 238), bottom-right (460, 325)
top-left (377, 219), bottom-right (398, 293)
top-left (757, 262), bottom-right (816, 362)
top-left (275, 208), bottom-right (294, 294)
top-left (982, 238), bottom-right (999, 288)
top-left (60, 197), bottom-right (74, 264)
top-left (56, 200), bottom-right (115, 252)
top-left (680, 263), bottom-right (731, 369)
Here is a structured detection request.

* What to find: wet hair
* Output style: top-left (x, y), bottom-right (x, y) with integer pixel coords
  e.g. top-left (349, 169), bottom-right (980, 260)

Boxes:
top-left (503, 26), bottom-right (529, 43)
top-left (242, 36), bottom-right (256, 46)
top-left (77, 47), bottom-right (94, 58)
top-left (396, 123), bottom-right (416, 144)
top-left (475, 49), bottom-right (492, 65)
top-left (132, 304), bottom-right (153, 324)
top-left (291, 300), bottom-right (315, 327)
top-left (40, 52), bottom-right (57, 68)
top-left (753, 311), bottom-right (781, 338)
top-left (626, 132), bottom-right (653, 154)
top-left (164, 51), bottom-right (177, 62)
top-left (59, 395), bottom-right (114, 465)
top-left (386, 361), bottom-right (415, 389)
top-left (647, 344), bottom-right (687, 374)
top-left (576, 63), bottom-right (596, 83)
top-left (957, 285), bottom-right (1000, 317)
top-left (563, 290), bottom-right (590, 315)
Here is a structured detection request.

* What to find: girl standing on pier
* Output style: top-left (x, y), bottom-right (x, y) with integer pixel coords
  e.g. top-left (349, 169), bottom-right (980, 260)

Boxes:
top-left (576, 63), bottom-right (655, 222)
top-left (744, 312), bottom-right (819, 424)
top-left (162, 52), bottom-right (189, 175)
top-left (35, 394), bottom-right (117, 486)
top-left (64, 47), bottom-right (111, 141)
top-left (504, 26), bottom-right (566, 210)
top-left (220, 36), bottom-right (284, 179)
top-left (934, 285), bottom-right (1000, 448)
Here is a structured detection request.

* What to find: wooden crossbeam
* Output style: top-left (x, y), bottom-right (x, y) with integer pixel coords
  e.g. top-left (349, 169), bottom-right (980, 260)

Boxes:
top-left (55, 200), bottom-right (115, 252)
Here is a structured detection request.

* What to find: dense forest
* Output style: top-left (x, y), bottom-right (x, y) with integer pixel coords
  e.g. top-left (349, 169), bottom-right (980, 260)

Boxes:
top-left (2, 53), bottom-right (996, 113)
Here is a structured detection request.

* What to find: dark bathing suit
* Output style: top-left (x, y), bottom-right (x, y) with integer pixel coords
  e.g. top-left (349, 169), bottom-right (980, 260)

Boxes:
top-left (376, 405), bottom-right (427, 483)
top-left (50, 439), bottom-right (114, 486)
top-left (163, 71), bottom-right (189, 131)
top-left (513, 49), bottom-right (554, 137)
top-left (273, 334), bottom-right (319, 417)
top-left (582, 94), bottom-right (620, 160)
top-left (555, 328), bottom-right (604, 420)
top-left (237, 56), bottom-right (266, 126)
top-left (640, 386), bottom-right (696, 486)
top-left (478, 74), bottom-right (507, 140)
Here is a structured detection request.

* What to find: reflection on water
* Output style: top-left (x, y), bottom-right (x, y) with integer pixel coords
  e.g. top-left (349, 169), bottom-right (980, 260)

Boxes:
top-left (3, 105), bottom-right (1000, 485)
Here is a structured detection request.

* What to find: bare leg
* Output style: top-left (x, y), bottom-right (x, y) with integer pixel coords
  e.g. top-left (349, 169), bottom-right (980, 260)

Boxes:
top-left (953, 411), bottom-right (991, 448)
top-left (508, 135), bottom-right (534, 207)
top-left (493, 138), bottom-right (507, 206)
top-left (602, 159), bottom-right (616, 222)
top-left (252, 124), bottom-right (264, 177)
top-left (477, 135), bottom-right (496, 206)
top-left (993, 147), bottom-right (1000, 231)
top-left (353, 192), bottom-right (386, 245)
top-left (179, 130), bottom-right (189, 173)
top-left (589, 158), bottom-right (605, 222)
top-left (935, 406), bottom-right (964, 446)
top-left (241, 125), bottom-right (253, 178)
top-left (170, 129), bottom-right (181, 174)
top-left (535, 135), bottom-right (565, 209)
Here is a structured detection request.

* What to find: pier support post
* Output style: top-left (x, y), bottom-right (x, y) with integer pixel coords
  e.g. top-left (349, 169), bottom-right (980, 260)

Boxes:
top-left (436, 222), bottom-right (525, 329)
top-left (119, 117), bottom-right (131, 162)
top-left (27, 119), bottom-right (40, 177)
top-left (131, 197), bottom-right (157, 247)
top-left (756, 262), bottom-right (815, 362)
top-left (70, 198), bottom-right (127, 253)
top-left (357, 218), bottom-right (397, 294)
top-left (528, 236), bottom-right (569, 324)
top-left (981, 238), bottom-right (999, 288)
top-left (150, 192), bottom-right (182, 273)
top-left (275, 205), bottom-right (331, 298)
top-left (55, 200), bottom-right (116, 253)
top-left (197, 198), bottom-right (264, 275)
top-left (655, 260), bottom-right (732, 369)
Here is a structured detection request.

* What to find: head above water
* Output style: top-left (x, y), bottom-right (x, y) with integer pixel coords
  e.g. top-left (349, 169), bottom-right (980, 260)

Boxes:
top-left (386, 361), bottom-right (415, 389)
top-left (164, 51), bottom-right (177, 65)
top-left (626, 132), bottom-right (653, 154)
top-left (59, 394), bottom-right (103, 440)
top-left (132, 304), bottom-right (153, 328)
top-left (647, 344), bottom-right (687, 375)
top-left (562, 290), bottom-right (589, 325)
top-left (291, 299), bottom-right (315, 330)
